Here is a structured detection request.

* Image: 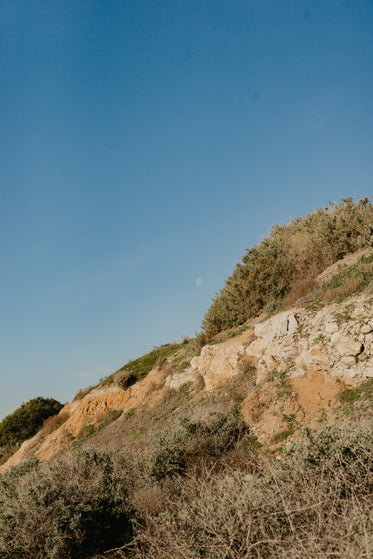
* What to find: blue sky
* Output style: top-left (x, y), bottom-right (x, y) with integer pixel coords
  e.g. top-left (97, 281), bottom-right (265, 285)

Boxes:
top-left (1, 0), bottom-right (372, 419)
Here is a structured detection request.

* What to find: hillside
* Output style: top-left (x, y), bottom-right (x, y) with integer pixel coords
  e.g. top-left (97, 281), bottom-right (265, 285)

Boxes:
top-left (0, 198), bottom-right (373, 558)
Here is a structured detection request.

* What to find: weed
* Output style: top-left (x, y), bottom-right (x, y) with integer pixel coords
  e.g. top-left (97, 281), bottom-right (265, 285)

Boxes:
top-left (322, 254), bottom-right (373, 303)
top-left (267, 370), bottom-right (292, 398)
top-left (122, 408), bottom-right (136, 422)
top-left (316, 333), bottom-right (330, 345)
top-left (152, 406), bottom-right (179, 424)
top-left (176, 360), bottom-right (190, 371)
top-left (177, 381), bottom-right (192, 395)
top-left (134, 427), bottom-right (149, 439)
top-left (282, 413), bottom-right (297, 426)
top-left (241, 434), bottom-right (262, 452)
top-left (318, 410), bottom-right (327, 423)
top-left (333, 307), bottom-right (354, 324)
top-left (272, 428), bottom-right (295, 443)
top-left (77, 424), bottom-right (95, 441)
top-left (73, 386), bottom-right (96, 400)
top-left (337, 378), bottom-right (373, 411)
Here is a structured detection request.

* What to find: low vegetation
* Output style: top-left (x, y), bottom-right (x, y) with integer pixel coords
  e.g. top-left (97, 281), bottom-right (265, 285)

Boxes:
top-left (148, 412), bottom-right (250, 483)
top-left (0, 449), bottom-right (133, 559)
top-left (1, 418), bottom-right (373, 558)
top-left (337, 378), bottom-right (373, 416)
top-left (321, 252), bottom-right (373, 302)
top-left (127, 423), bottom-right (373, 559)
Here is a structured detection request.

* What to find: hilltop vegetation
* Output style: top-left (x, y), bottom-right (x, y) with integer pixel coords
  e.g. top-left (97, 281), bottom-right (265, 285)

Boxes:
top-left (202, 197), bottom-right (373, 338)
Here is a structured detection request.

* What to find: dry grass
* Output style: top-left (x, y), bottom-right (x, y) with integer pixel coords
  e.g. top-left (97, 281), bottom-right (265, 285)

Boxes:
top-left (74, 385), bottom-right (96, 400)
top-left (122, 424), bottom-right (373, 559)
top-left (42, 410), bottom-right (70, 435)
top-left (323, 275), bottom-right (365, 302)
top-left (283, 278), bottom-right (317, 308)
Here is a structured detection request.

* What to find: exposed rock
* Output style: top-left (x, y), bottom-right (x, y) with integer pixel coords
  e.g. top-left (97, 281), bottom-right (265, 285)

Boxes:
top-left (333, 337), bottom-right (363, 358)
top-left (254, 311), bottom-right (299, 341)
top-left (191, 340), bottom-right (246, 393)
top-left (165, 367), bottom-right (202, 390)
top-left (189, 294), bottom-right (372, 391)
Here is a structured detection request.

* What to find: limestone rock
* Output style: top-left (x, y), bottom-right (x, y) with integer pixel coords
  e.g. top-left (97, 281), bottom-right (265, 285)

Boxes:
top-left (165, 367), bottom-right (202, 390)
top-left (254, 311), bottom-right (299, 342)
top-left (191, 341), bottom-right (246, 393)
top-left (333, 337), bottom-right (363, 358)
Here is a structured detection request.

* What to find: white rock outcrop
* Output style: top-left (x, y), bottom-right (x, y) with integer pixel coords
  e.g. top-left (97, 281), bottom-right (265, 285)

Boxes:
top-left (179, 294), bottom-right (373, 390)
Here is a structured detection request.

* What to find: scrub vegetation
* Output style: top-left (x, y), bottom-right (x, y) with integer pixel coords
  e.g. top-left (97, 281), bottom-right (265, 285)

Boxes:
top-left (1, 418), bottom-right (373, 558)
top-left (202, 197), bottom-right (373, 339)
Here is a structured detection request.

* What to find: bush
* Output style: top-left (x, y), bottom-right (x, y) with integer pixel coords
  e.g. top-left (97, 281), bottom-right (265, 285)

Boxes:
top-left (148, 413), bottom-right (250, 483)
top-left (202, 197), bottom-right (373, 338)
top-left (0, 397), bottom-right (64, 447)
top-left (128, 423), bottom-right (373, 559)
top-left (0, 448), bottom-right (133, 559)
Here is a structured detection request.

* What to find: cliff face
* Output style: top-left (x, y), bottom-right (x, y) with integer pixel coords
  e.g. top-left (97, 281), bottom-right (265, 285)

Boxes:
top-left (1, 256), bottom-right (373, 473)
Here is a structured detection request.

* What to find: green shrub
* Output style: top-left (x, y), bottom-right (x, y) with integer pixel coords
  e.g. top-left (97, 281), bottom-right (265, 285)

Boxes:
top-left (272, 428), bottom-right (294, 443)
top-left (267, 370), bottom-right (292, 398)
top-left (177, 381), bottom-right (192, 394)
top-left (0, 397), bottom-right (64, 447)
top-left (0, 448), bottom-right (133, 559)
top-left (202, 197), bottom-right (373, 338)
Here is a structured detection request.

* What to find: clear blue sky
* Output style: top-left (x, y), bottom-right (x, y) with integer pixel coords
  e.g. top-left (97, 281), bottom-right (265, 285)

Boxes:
top-left (1, 0), bottom-right (372, 419)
